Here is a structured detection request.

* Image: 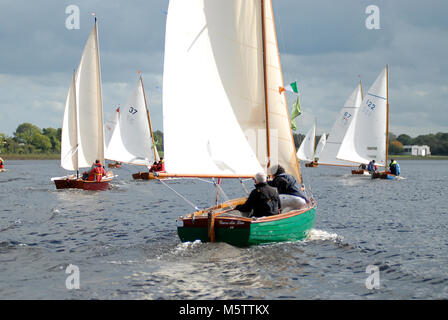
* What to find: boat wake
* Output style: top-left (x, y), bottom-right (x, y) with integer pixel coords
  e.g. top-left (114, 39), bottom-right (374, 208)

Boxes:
top-left (306, 229), bottom-right (342, 242)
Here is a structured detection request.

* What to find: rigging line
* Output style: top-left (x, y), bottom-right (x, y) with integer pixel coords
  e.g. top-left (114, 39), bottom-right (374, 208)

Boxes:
top-left (211, 178), bottom-right (230, 203)
top-left (156, 178), bottom-right (200, 211)
top-left (239, 178), bottom-right (250, 196)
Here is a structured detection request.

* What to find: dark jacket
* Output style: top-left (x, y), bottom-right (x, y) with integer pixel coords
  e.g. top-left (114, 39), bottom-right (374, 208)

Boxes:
top-left (268, 173), bottom-right (307, 200)
top-left (235, 182), bottom-right (281, 217)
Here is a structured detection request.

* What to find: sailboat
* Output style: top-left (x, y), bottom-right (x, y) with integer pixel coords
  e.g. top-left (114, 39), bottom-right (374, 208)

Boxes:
top-left (317, 82), bottom-right (365, 173)
top-left (103, 74), bottom-right (161, 179)
top-left (337, 66), bottom-right (395, 179)
top-left (296, 120), bottom-right (326, 167)
top-left (52, 19), bottom-right (114, 191)
top-left (159, 0), bottom-right (316, 246)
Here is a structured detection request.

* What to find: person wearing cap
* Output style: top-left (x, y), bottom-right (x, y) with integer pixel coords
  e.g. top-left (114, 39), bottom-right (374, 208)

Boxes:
top-left (268, 164), bottom-right (308, 211)
top-left (234, 172), bottom-right (281, 218)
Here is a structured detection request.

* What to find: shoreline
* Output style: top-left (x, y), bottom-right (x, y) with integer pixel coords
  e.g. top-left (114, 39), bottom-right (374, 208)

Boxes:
top-left (0, 154), bottom-right (59, 160)
top-left (1, 154), bottom-right (447, 161)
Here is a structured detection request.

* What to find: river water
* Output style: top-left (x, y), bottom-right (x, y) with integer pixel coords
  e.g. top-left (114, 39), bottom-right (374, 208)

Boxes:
top-left (0, 159), bottom-right (447, 300)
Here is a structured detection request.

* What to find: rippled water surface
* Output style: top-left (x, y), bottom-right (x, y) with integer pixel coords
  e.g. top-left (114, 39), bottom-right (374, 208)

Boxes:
top-left (1, 160), bottom-right (447, 299)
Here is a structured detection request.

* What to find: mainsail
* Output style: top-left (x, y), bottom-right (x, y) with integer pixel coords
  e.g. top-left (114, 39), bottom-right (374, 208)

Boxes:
top-left (317, 83), bottom-right (363, 166)
top-left (104, 77), bottom-right (160, 166)
top-left (162, 0), bottom-right (301, 181)
top-left (61, 20), bottom-right (104, 170)
top-left (337, 68), bottom-right (388, 166)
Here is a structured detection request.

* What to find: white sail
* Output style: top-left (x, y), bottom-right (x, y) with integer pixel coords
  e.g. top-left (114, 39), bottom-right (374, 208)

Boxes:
top-left (314, 133), bottom-right (326, 160)
top-left (296, 122), bottom-right (315, 162)
top-left (104, 107), bottom-right (119, 150)
top-left (263, 0), bottom-right (302, 181)
top-left (105, 78), bottom-right (159, 166)
top-left (61, 73), bottom-right (78, 171)
top-left (163, 0), bottom-right (265, 177)
top-left (64, 21), bottom-right (104, 169)
top-left (163, 0), bottom-right (301, 179)
top-left (337, 68), bottom-right (388, 166)
top-left (318, 84), bottom-right (363, 166)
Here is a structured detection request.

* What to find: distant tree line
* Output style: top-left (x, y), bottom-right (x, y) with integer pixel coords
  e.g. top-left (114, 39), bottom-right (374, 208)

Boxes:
top-left (1, 123), bottom-right (446, 155)
top-left (0, 123), bottom-right (61, 154)
top-left (0, 123), bottom-right (165, 155)
top-left (293, 132), bottom-right (448, 155)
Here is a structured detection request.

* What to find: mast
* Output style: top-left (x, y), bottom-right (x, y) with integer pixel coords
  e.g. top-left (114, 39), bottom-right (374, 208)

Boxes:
top-left (360, 80), bottom-right (363, 100)
top-left (94, 17), bottom-right (105, 165)
top-left (140, 74), bottom-right (158, 162)
top-left (385, 64), bottom-right (389, 171)
top-left (73, 70), bottom-right (79, 176)
top-left (261, 0), bottom-right (271, 170)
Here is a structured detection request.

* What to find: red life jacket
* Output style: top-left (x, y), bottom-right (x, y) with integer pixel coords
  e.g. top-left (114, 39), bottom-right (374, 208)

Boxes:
top-left (89, 163), bottom-right (105, 181)
top-left (157, 160), bottom-right (165, 172)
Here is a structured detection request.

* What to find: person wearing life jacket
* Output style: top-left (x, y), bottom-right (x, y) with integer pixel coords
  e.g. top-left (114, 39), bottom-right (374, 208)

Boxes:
top-left (268, 164), bottom-right (308, 211)
top-left (389, 159), bottom-right (400, 176)
top-left (367, 160), bottom-right (377, 173)
top-left (149, 161), bottom-right (158, 172)
top-left (156, 157), bottom-right (165, 172)
top-left (88, 160), bottom-right (106, 181)
top-left (0, 157), bottom-right (4, 169)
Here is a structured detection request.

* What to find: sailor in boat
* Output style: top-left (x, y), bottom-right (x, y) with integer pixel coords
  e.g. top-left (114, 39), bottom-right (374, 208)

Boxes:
top-left (0, 157), bottom-right (4, 170)
top-left (359, 163), bottom-right (367, 170)
top-left (89, 160), bottom-right (106, 182)
top-left (389, 159), bottom-right (400, 176)
top-left (268, 165), bottom-right (308, 211)
top-left (156, 157), bottom-right (165, 172)
top-left (148, 161), bottom-right (158, 172)
top-left (367, 160), bottom-right (378, 173)
top-left (149, 157), bottom-right (166, 173)
top-left (234, 172), bottom-right (281, 218)
top-left (82, 160), bottom-right (105, 181)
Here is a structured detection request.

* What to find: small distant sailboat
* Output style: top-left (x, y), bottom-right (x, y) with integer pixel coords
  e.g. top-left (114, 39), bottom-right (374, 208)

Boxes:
top-left (337, 66), bottom-right (396, 179)
top-left (52, 19), bottom-right (114, 191)
top-left (103, 74), bottom-right (161, 180)
top-left (296, 120), bottom-right (326, 167)
top-left (317, 82), bottom-right (365, 173)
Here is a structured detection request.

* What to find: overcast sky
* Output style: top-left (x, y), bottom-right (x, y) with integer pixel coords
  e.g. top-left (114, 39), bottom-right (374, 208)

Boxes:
top-left (0, 0), bottom-right (447, 137)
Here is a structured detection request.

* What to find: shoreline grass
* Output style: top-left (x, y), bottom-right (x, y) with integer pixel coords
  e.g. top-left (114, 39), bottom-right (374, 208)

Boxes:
top-left (0, 153), bottom-right (59, 160)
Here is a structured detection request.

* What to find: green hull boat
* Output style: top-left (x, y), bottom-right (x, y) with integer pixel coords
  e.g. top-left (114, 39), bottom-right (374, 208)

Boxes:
top-left (176, 198), bottom-right (316, 247)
